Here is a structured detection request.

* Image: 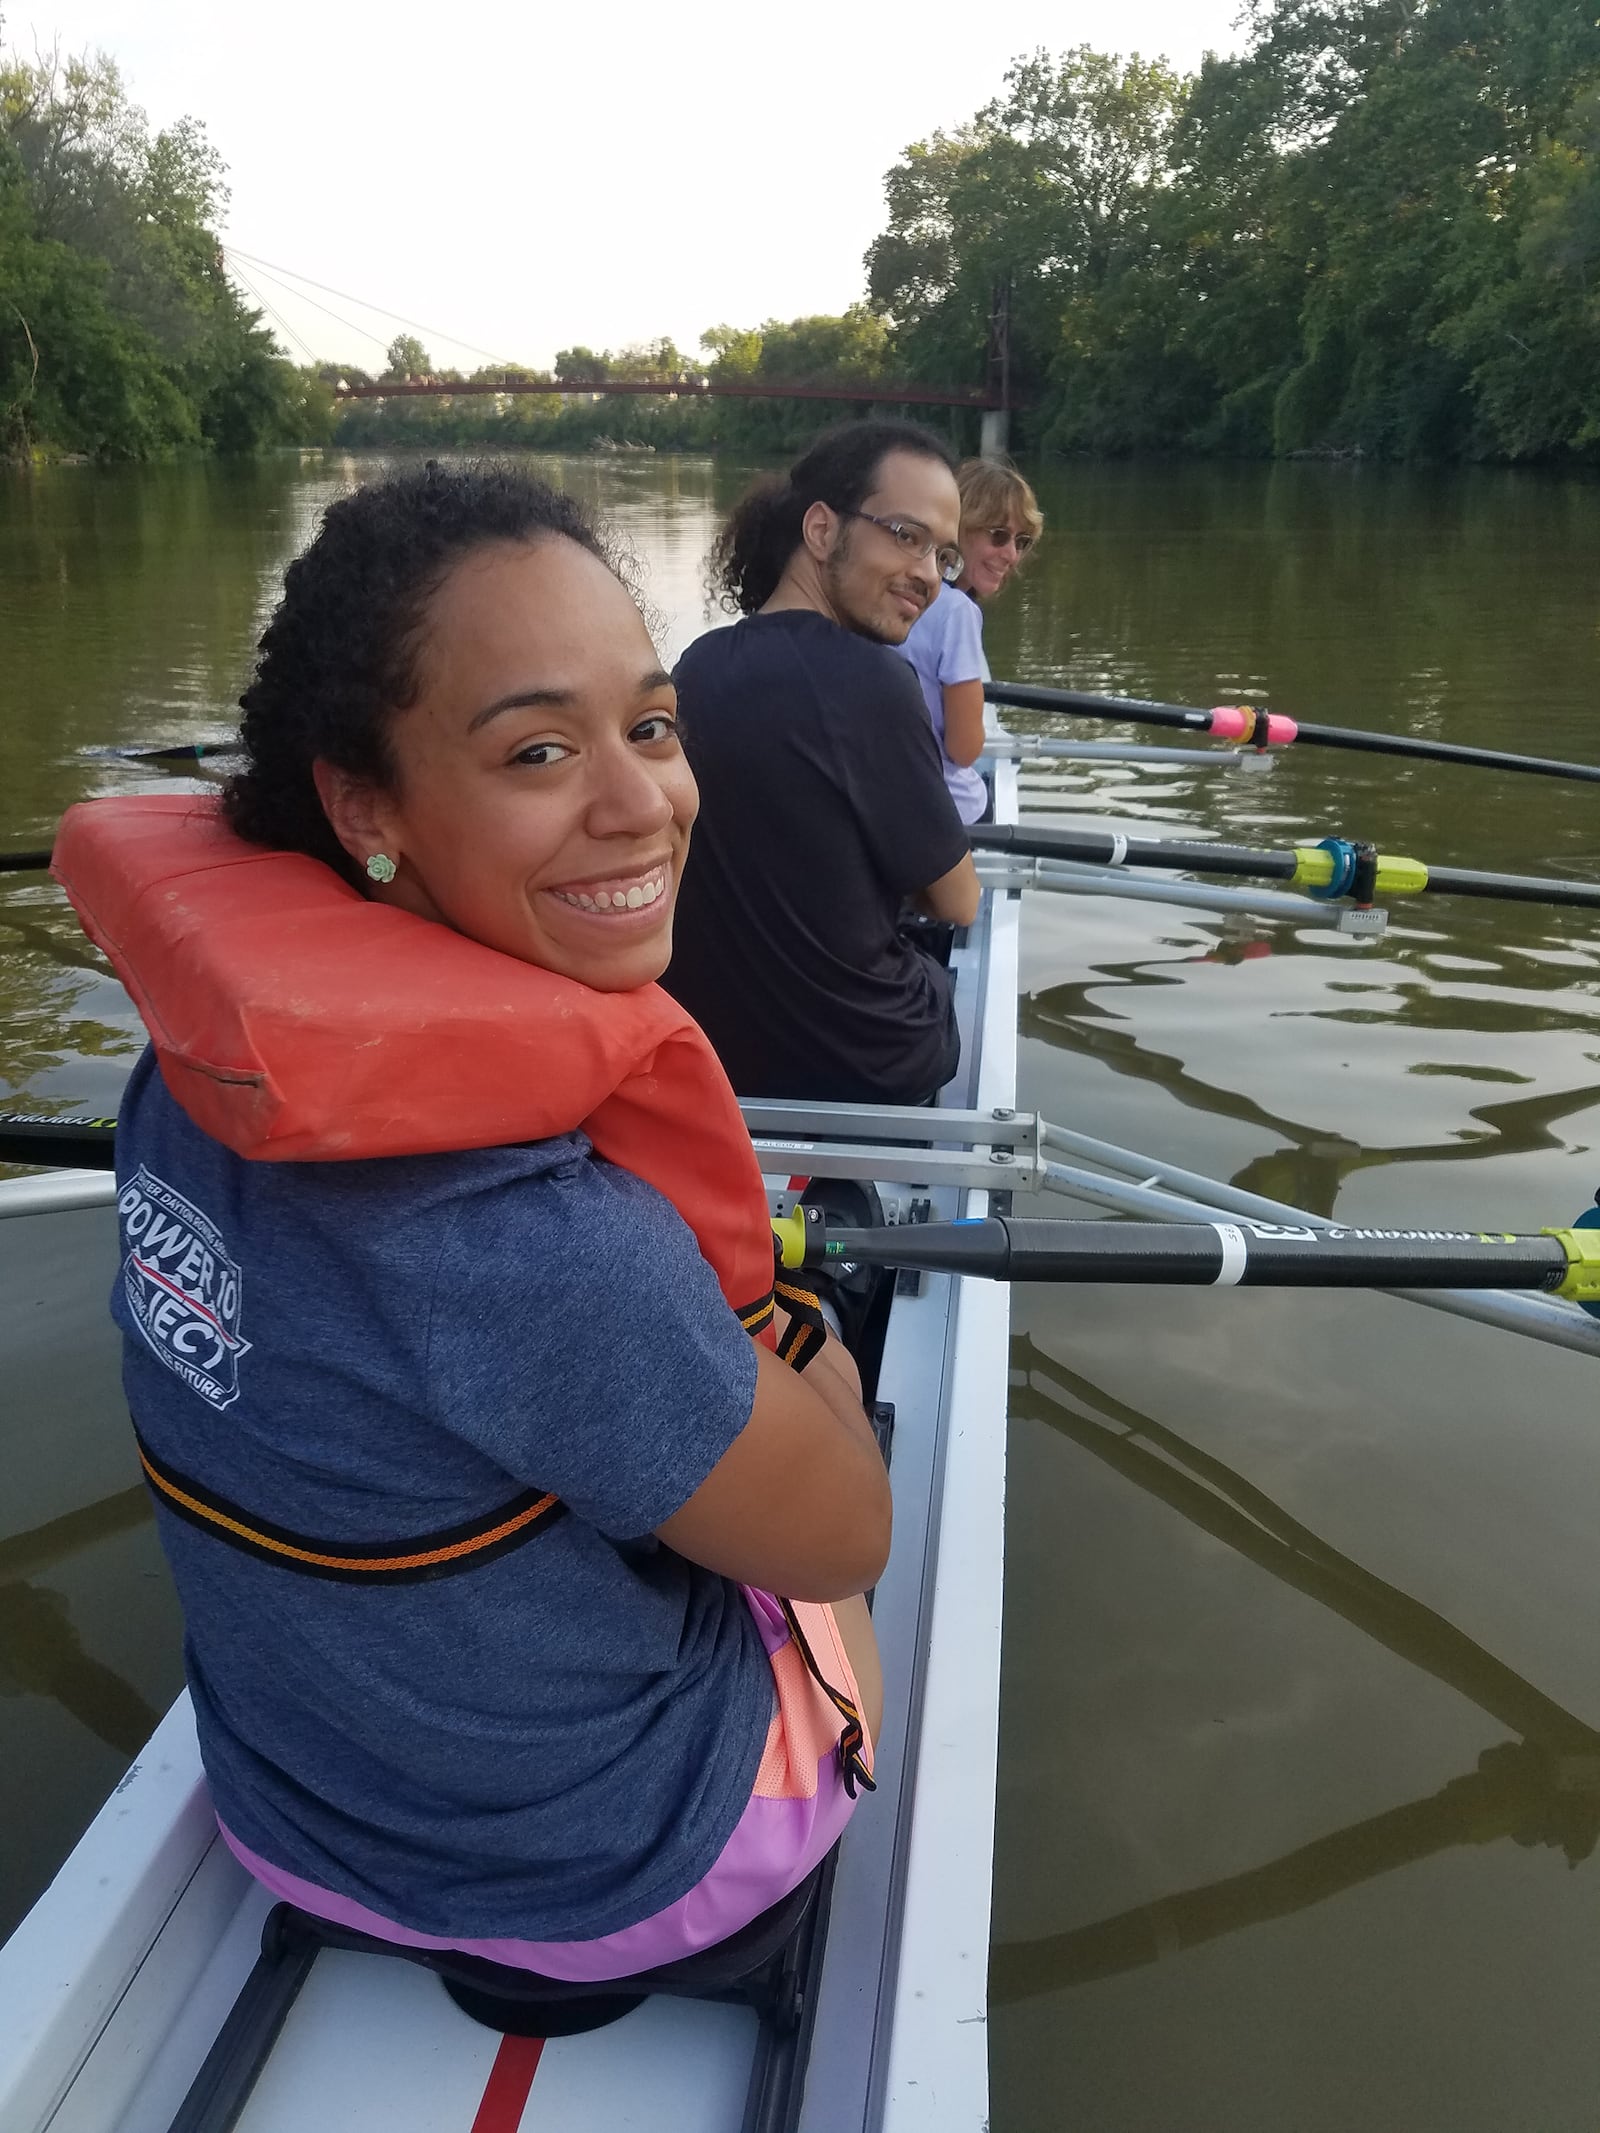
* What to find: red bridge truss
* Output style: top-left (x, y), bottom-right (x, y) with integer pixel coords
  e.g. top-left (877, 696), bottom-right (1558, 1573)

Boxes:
top-left (333, 375), bottom-right (1004, 409)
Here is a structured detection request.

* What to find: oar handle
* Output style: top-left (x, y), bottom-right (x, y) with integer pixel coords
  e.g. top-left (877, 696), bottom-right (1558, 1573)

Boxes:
top-left (773, 1207), bottom-right (1600, 1307)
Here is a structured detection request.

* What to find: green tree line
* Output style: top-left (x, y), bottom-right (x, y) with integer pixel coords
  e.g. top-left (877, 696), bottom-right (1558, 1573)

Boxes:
top-left (870, 0), bottom-right (1600, 460)
top-left (335, 0), bottom-right (1600, 465)
top-left (329, 310), bottom-right (936, 457)
top-left (0, 37), bottom-right (330, 459)
top-left (9, 1), bottom-right (1599, 464)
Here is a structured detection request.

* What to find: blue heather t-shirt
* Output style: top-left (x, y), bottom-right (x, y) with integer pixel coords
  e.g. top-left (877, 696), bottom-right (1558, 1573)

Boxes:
top-left (111, 1048), bottom-right (771, 1944)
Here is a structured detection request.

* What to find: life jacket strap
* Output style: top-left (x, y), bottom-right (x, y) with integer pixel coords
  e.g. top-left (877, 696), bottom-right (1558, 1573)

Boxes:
top-left (777, 1596), bottom-right (877, 1799)
top-left (133, 1425), bottom-right (565, 1584)
top-left (772, 1276), bottom-right (829, 1373)
top-left (736, 1288), bottom-right (776, 1340)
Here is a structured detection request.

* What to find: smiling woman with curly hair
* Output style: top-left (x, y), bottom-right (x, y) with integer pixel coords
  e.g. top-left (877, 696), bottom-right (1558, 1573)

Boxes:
top-left (59, 459), bottom-right (889, 1998)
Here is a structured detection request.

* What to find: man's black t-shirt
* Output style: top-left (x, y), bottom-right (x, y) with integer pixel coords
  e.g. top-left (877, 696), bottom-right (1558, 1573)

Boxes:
top-left (663, 610), bottom-right (970, 1104)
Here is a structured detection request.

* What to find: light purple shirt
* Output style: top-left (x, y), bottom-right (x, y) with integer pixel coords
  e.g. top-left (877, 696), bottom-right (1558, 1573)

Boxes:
top-left (894, 584), bottom-right (990, 823)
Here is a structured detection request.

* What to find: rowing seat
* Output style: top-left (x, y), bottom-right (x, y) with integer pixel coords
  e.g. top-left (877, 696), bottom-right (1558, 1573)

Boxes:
top-left (169, 1868), bottom-right (833, 2132)
top-left (265, 1863), bottom-right (826, 2038)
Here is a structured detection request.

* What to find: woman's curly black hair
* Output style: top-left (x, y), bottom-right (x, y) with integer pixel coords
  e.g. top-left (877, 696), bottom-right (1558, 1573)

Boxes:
top-left (224, 461), bottom-right (622, 879)
top-left (709, 419), bottom-right (956, 617)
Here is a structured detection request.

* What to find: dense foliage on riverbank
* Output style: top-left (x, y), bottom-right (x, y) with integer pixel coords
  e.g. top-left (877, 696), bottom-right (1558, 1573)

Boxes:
top-left (0, 45), bottom-right (330, 459)
top-left (338, 1), bottom-right (1600, 466)
top-left (873, 0), bottom-right (1600, 461)
top-left (327, 310), bottom-right (934, 458)
top-left (10, 2), bottom-right (1599, 465)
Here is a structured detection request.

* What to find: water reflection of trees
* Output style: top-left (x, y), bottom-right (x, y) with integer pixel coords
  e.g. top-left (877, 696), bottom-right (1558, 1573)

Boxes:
top-left (0, 893), bottom-right (135, 1112)
top-left (1297, 981), bottom-right (1600, 1039)
top-left (0, 995), bottom-right (135, 1108)
top-left (1022, 979), bottom-right (1600, 1217)
top-left (0, 903), bottom-right (108, 977)
top-left (991, 1340), bottom-right (1600, 2005)
top-left (0, 1488), bottom-right (160, 1759)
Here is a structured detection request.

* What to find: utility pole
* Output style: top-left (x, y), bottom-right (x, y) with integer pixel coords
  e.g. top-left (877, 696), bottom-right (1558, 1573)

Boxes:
top-left (980, 278), bottom-right (1012, 460)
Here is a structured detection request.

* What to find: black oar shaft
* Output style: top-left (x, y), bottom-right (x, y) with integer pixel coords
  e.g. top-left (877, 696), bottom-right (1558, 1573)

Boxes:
top-left (1424, 864), bottom-right (1600, 911)
top-left (971, 823), bottom-right (1300, 881)
top-left (88, 740), bottom-right (242, 765)
top-left (1250, 719), bottom-right (1600, 785)
top-left (813, 1216), bottom-right (1573, 1294)
top-left (987, 682), bottom-right (1210, 736)
top-left (0, 1116), bottom-right (117, 1170)
top-left (0, 850), bottom-right (54, 875)
top-left (984, 681), bottom-right (1600, 786)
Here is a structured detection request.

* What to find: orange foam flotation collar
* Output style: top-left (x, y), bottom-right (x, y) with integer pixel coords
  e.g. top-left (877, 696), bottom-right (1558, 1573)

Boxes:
top-left (53, 795), bottom-right (778, 1342)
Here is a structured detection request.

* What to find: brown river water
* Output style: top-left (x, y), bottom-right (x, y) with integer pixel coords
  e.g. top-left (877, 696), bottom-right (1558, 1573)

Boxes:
top-left (2, 452), bottom-right (1598, 2129)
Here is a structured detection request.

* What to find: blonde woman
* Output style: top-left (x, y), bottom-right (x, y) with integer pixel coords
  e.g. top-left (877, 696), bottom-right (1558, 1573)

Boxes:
top-left (894, 458), bottom-right (1043, 824)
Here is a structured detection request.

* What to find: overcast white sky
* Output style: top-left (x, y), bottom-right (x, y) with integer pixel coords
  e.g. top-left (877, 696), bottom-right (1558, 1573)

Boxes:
top-left (17, 0), bottom-right (1242, 371)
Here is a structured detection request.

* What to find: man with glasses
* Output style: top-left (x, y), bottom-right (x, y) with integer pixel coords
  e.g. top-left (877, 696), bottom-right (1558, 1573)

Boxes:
top-left (664, 420), bottom-right (981, 1106)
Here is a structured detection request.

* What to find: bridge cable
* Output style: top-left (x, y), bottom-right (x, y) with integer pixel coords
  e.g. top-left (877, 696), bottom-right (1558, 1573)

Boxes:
top-left (225, 261), bottom-right (319, 364)
top-left (221, 250), bottom-right (392, 360)
top-left (224, 246), bottom-right (515, 369)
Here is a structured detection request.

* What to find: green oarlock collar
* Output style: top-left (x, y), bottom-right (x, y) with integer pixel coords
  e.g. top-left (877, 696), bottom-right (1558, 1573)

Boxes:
top-left (1544, 1225), bottom-right (1600, 1307)
top-left (1291, 847), bottom-right (1430, 898)
top-left (1372, 853), bottom-right (1430, 897)
top-left (1290, 846), bottom-right (1334, 890)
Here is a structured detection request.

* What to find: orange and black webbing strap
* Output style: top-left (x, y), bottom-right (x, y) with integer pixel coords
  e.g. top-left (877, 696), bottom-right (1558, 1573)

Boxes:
top-left (133, 1426), bottom-right (565, 1584)
top-left (736, 1288), bottom-right (776, 1340)
top-left (773, 1276), bottom-right (829, 1373)
top-left (778, 1595), bottom-right (877, 1799)
top-left (739, 1252), bottom-right (828, 1372)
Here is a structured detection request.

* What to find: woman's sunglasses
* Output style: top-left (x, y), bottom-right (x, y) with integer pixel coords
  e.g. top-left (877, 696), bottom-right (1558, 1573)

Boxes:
top-left (978, 527), bottom-right (1035, 555)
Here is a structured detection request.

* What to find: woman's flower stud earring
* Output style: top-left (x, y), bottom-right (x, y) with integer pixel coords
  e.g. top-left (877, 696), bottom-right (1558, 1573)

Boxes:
top-left (365, 853), bottom-right (397, 884)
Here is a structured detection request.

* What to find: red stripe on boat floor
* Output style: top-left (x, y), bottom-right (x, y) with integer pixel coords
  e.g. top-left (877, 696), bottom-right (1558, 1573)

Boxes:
top-left (470, 2035), bottom-right (544, 2132)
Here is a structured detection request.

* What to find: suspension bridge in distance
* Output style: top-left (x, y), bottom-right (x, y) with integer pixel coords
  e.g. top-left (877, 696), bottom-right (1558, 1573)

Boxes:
top-left (332, 369), bottom-right (1014, 455)
top-left (220, 242), bottom-right (1016, 446)
top-left (329, 283), bottom-right (1016, 441)
top-left (331, 375), bottom-right (1002, 409)
top-left (220, 244), bottom-right (1015, 441)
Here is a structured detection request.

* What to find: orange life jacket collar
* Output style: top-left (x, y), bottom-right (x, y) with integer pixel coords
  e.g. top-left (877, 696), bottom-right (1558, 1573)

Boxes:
top-left (53, 795), bottom-right (778, 1344)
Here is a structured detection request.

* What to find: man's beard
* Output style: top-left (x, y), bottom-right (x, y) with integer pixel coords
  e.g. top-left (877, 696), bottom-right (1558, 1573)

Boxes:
top-left (823, 549), bottom-right (910, 646)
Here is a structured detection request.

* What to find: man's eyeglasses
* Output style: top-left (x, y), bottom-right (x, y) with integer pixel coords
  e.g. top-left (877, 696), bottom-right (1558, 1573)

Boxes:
top-left (843, 511), bottom-right (965, 584)
top-left (978, 526), bottom-right (1035, 555)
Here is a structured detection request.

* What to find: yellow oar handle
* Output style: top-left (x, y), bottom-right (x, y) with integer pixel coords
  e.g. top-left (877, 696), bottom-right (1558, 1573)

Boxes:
top-left (1545, 1226), bottom-right (1600, 1306)
top-left (1291, 846), bottom-right (1430, 897)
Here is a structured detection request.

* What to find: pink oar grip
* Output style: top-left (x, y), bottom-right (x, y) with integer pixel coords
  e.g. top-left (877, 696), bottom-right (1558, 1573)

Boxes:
top-left (1207, 707), bottom-right (1298, 746)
